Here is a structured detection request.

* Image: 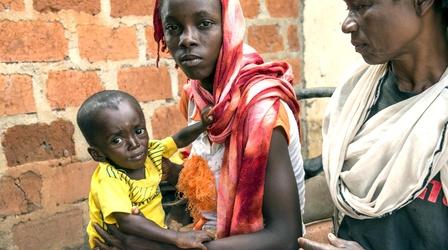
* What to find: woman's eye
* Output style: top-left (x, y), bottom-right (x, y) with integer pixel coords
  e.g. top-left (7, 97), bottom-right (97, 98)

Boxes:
top-left (165, 24), bottom-right (179, 31)
top-left (346, 2), bottom-right (371, 12)
top-left (354, 4), bottom-right (369, 11)
top-left (111, 137), bottom-right (123, 145)
top-left (135, 128), bottom-right (145, 135)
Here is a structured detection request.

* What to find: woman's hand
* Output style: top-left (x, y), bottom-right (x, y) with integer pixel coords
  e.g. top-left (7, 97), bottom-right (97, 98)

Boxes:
top-left (175, 230), bottom-right (214, 250)
top-left (298, 233), bottom-right (364, 250)
top-left (94, 223), bottom-right (169, 250)
top-left (93, 224), bottom-right (125, 250)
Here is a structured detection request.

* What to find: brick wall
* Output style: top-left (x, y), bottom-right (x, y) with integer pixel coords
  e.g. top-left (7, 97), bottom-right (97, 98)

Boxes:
top-left (0, 0), bottom-right (303, 248)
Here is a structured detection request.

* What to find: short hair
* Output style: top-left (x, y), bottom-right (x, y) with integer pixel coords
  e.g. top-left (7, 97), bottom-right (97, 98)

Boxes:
top-left (76, 90), bottom-right (141, 145)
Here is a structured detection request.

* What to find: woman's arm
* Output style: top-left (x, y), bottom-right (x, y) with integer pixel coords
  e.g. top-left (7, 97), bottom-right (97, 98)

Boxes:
top-left (114, 213), bottom-right (212, 250)
top-left (94, 128), bottom-right (302, 250)
top-left (204, 128), bottom-right (302, 250)
top-left (93, 223), bottom-right (181, 250)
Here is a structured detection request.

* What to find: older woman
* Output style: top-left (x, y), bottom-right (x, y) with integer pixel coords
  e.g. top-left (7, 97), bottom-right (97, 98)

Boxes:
top-left (299, 0), bottom-right (448, 249)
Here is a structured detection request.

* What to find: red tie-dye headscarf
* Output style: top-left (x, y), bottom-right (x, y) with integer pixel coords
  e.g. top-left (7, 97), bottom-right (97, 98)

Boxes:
top-left (154, 0), bottom-right (300, 238)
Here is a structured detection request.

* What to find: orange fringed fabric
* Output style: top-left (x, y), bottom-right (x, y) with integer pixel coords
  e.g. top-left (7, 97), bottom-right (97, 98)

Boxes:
top-left (177, 155), bottom-right (217, 224)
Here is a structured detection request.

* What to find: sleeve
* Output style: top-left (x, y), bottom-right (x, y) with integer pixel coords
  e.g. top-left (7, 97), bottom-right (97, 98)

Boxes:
top-left (179, 89), bottom-right (189, 120)
top-left (274, 103), bottom-right (291, 144)
top-left (95, 176), bottom-right (132, 224)
top-left (160, 137), bottom-right (178, 158)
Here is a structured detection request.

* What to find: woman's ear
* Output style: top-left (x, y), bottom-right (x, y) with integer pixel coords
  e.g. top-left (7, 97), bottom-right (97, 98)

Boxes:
top-left (414, 0), bottom-right (435, 16)
top-left (88, 147), bottom-right (106, 162)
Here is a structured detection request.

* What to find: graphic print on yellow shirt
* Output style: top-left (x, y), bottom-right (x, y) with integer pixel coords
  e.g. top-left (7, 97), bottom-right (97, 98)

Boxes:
top-left (86, 137), bottom-right (177, 248)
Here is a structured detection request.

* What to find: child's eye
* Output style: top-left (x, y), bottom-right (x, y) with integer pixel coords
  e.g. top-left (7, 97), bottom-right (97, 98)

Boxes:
top-left (135, 128), bottom-right (145, 135)
top-left (111, 137), bottom-right (123, 145)
top-left (199, 20), bottom-right (213, 29)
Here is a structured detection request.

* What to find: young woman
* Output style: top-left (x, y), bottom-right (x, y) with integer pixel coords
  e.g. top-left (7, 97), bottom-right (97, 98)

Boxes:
top-left (93, 0), bottom-right (305, 249)
top-left (299, 0), bottom-right (448, 249)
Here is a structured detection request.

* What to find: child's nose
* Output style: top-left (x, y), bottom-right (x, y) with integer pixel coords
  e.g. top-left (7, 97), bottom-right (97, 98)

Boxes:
top-left (128, 136), bottom-right (140, 149)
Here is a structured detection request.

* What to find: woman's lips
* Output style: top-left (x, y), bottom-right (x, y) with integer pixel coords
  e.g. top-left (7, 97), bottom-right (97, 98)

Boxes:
top-left (352, 41), bottom-right (368, 54)
top-left (355, 44), bottom-right (368, 53)
top-left (180, 54), bottom-right (202, 67)
top-left (181, 58), bottom-right (202, 67)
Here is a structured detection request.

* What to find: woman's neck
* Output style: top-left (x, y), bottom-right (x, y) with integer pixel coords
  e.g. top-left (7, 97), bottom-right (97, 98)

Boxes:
top-left (391, 20), bottom-right (448, 93)
top-left (200, 76), bottom-right (214, 94)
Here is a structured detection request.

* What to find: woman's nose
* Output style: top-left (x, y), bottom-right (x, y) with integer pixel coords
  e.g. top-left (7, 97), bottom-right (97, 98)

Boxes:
top-left (342, 15), bottom-right (358, 33)
top-left (179, 27), bottom-right (198, 48)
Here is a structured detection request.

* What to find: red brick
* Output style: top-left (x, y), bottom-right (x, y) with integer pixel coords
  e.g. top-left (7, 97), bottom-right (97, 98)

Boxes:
top-left (46, 70), bottom-right (103, 109)
top-left (285, 58), bottom-right (302, 85)
top-left (46, 161), bottom-right (96, 206)
top-left (12, 209), bottom-right (84, 250)
top-left (78, 25), bottom-right (138, 62)
top-left (248, 25), bottom-right (284, 53)
top-left (288, 25), bottom-right (300, 51)
top-left (118, 66), bottom-right (172, 102)
top-left (266, 0), bottom-right (299, 18)
top-left (0, 176), bottom-right (25, 217)
top-left (2, 119), bottom-right (75, 166)
top-left (151, 105), bottom-right (186, 139)
top-left (0, 21), bottom-right (67, 62)
top-left (0, 171), bottom-right (42, 217)
top-left (110, 0), bottom-right (154, 17)
top-left (240, 0), bottom-right (260, 19)
top-left (146, 25), bottom-right (170, 60)
top-left (19, 171), bottom-right (42, 210)
top-left (33, 0), bottom-right (100, 14)
top-left (0, 0), bottom-right (24, 11)
top-left (0, 74), bottom-right (36, 115)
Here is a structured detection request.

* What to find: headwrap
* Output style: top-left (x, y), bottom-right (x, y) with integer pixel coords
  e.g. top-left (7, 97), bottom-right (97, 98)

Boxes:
top-left (323, 64), bottom-right (448, 219)
top-left (154, 0), bottom-right (300, 238)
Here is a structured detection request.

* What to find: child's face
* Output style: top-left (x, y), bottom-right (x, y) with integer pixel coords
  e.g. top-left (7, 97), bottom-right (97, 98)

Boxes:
top-left (160, 0), bottom-right (222, 85)
top-left (89, 100), bottom-right (149, 170)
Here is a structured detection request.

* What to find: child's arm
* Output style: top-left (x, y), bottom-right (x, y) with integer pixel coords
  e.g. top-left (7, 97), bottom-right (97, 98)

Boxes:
top-left (162, 157), bottom-right (182, 186)
top-left (114, 212), bottom-right (212, 249)
top-left (172, 106), bottom-right (213, 149)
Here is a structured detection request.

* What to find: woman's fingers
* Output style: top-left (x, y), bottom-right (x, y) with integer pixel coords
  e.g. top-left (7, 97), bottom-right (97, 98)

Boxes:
top-left (93, 223), bottom-right (125, 249)
top-left (197, 243), bottom-right (208, 250)
top-left (93, 238), bottom-right (112, 250)
top-left (93, 224), bottom-right (115, 245)
top-left (131, 206), bottom-right (144, 216)
top-left (205, 230), bottom-right (215, 241)
top-left (328, 233), bottom-right (346, 248)
top-left (108, 224), bottom-right (126, 242)
top-left (298, 234), bottom-right (364, 250)
top-left (298, 237), bottom-right (332, 250)
top-left (327, 233), bottom-right (364, 250)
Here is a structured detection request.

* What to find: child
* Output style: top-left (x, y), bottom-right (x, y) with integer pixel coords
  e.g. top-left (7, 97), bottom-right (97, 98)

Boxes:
top-left (76, 90), bottom-right (213, 249)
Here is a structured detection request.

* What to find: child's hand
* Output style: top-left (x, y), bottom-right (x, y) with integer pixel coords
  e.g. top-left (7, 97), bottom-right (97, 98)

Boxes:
top-left (200, 106), bottom-right (213, 128)
top-left (175, 230), bottom-right (213, 250)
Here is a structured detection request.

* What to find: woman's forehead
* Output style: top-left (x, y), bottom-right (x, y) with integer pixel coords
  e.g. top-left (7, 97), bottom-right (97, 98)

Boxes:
top-left (160, 0), bottom-right (221, 19)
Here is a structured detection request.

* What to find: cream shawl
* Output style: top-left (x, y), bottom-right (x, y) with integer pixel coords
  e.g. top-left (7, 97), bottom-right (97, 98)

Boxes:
top-left (323, 64), bottom-right (448, 219)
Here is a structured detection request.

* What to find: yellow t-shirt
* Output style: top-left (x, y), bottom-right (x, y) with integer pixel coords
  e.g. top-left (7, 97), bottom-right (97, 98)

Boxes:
top-left (86, 137), bottom-right (178, 248)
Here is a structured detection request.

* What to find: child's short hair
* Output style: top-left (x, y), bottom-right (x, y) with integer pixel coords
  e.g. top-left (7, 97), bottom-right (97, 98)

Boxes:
top-left (77, 90), bottom-right (141, 145)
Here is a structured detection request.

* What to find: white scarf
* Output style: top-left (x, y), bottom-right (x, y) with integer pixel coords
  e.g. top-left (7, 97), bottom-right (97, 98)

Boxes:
top-left (322, 64), bottom-right (448, 219)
